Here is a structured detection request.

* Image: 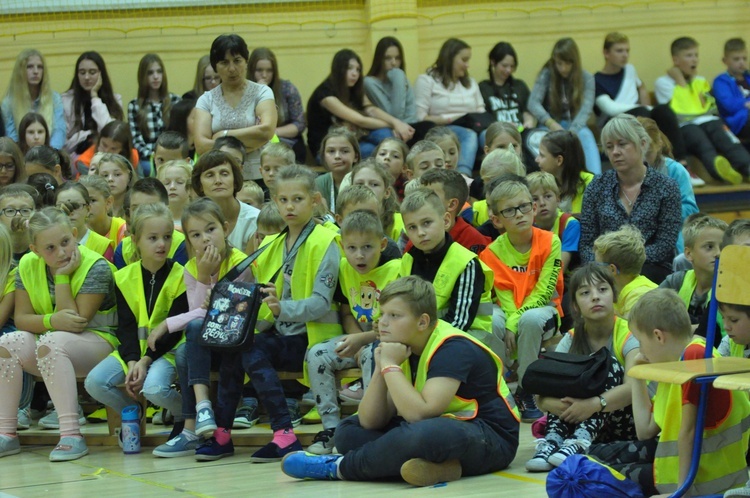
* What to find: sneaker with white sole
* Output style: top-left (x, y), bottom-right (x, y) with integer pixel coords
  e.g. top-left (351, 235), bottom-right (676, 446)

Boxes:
top-left (152, 432), bottom-right (202, 458)
top-left (17, 408), bottom-right (31, 430)
top-left (688, 169), bottom-right (706, 187)
top-left (38, 405), bottom-right (87, 430)
top-left (195, 406), bottom-right (217, 437)
top-left (287, 398), bottom-right (302, 427)
top-left (0, 434), bottom-right (21, 458)
top-left (307, 428), bottom-right (336, 455)
top-left (233, 400), bottom-right (260, 429)
top-left (547, 438), bottom-right (591, 467)
top-left (525, 438), bottom-right (559, 472)
top-left (339, 380), bottom-right (363, 405)
top-left (49, 436), bottom-right (89, 462)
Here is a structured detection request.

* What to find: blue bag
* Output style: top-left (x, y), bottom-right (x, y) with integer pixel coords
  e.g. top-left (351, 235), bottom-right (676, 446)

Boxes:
top-left (546, 455), bottom-right (645, 498)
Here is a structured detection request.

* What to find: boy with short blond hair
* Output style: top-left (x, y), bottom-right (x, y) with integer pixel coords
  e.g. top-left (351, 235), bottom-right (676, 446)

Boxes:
top-left (713, 38), bottom-right (750, 143)
top-left (479, 175), bottom-right (563, 421)
top-left (527, 171), bottom-right (580, 272)
top-left (655, 36), bottom-right (750, 184)
top-left (660, 213), bottom-right (728, 330)
top-left (335, 184), bottom-right (401, 260)
top-left (282, 276), bottom-right (520, 486)
top-left (405, 140), bottom-right (445, 179)
top-left (260, 143), bottom-right (295, 200)
top-left (237, 181), bottom-right (264, 209)
top-left (304, 210), bottom-right (401, 455)
top-left (589, 288), bottom-right (750, 496)
top-left (594, 225), bottom-right (657, 319)
top-left (419, 168), bottom-right (490, 254)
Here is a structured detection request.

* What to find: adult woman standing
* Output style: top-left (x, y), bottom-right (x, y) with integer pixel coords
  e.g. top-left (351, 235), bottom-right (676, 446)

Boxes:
top-left (527, 38), bottom-right (601, 174)
top-left (62, 52), bottom-right (124, 155)
top-left (182, 55), bottom-right (221, 101)
top-left (364, 37), bottom-right (433, 145)
top-left (193, 34), bottom-right (277, 181)
top-left (2, 49), bottom-right (66, 150)
top-left (579, 114), bottom-right (681, 284)
top-left (414, 38), bottom-right (485, 176)
top-left (248, 48), bottom-right (306, 163)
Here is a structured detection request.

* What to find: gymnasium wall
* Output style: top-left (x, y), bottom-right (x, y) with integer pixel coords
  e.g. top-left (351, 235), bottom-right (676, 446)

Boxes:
top-left (0, 0), bottom-right (748, 111)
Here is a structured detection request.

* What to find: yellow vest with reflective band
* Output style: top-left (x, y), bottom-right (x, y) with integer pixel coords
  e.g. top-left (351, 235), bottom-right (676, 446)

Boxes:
top-left (18, 245), bottom-right (118, 346)
top-left (252, 224), bottom-right (342, 345)
top-left (111, 261), bottom-right (186, 372)
top-left (108, 216), bottom-right (126, 250)
top-left (569, 316), bottom-right (632, 366)
top-left (405, 320), bottom-right (520, 421)
top-left (677, 270), bottom-right (725, 336)
top-left (653, 337), bottom-right (750, 495)
top-left (390, 213), bottom-right (404, 242)
top-left (729, 339), bottom-right (747, 358)
top-left (401, 242), bottom-right (494, 335)
top-left (472, 200), bottom-right (490, 227)
top-left (84, 229), bottom-right (113, 258)
top-left (184, 248), bottom-right (247, 281)
top-left (120, 230), bottom-right (186, 266)
top-left (338, 258), bottom-right (401, 331)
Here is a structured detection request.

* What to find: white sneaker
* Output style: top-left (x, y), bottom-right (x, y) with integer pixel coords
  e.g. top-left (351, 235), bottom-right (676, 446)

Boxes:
top-left (307, 428), bottom-right (336, 455)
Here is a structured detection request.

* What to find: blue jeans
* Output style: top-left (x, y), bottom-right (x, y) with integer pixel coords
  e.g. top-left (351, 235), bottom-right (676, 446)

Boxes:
top-left (336, 415), bottom-right (518, 481)
top-left (447, 125), bottom-right (479, 176)
top-left (84, 354), bottom-right (182, 416)
top-left (359, 128), bottom-right (393, 159)
top-left (526, 121), bottom-right (602, 175)
top-left (185, 320), bottom-right (245, 428)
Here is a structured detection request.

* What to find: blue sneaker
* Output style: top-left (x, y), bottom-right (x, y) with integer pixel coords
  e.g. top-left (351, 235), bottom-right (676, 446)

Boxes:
top-left (195, 436), bottom-right (234, 461)
top-left (152, 432), bottom-right (202, 458)
top-left (516, 389), bottom-right (543, 423)
top-left (195, 406), bottom-right (217, 437)
top-left (250, 439), bottom-right (303, 463)
top-left (281, 451), bottom-right (342, 480)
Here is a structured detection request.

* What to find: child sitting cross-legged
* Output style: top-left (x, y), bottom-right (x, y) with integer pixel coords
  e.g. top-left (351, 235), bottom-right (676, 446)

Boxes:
top-left (526, 263), bottom-right (638, 472)
top-left (282, 276), bottom-right (520, 486)
top-left (304, 210), bottom-right (401, 455)
top-left (593, 225), bottom-right (657, 319)
top-left (588, 288), bottom-right (750, 496)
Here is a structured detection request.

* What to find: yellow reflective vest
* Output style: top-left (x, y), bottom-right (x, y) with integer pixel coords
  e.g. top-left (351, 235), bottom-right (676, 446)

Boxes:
top-left (338, 257), bottom-right (401, 330)
top-left (183, 247), bottom-right (247, 281)
top-left (120, 229), bottom-right (186, 267)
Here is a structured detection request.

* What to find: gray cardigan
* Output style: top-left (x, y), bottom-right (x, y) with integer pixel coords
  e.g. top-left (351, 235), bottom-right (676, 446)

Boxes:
top-left (528, 67), bottom-right (595, 132)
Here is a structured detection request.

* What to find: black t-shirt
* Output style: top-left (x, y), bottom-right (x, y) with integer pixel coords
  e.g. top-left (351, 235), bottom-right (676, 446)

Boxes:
top-left (307, 79), bottom-right (357, 157)
top-left (478, 77), bottom-right (530, 127)
top-left (594, 69), bottom-right (625, 99)
top-left (416, 336), bottom-right (519, 442)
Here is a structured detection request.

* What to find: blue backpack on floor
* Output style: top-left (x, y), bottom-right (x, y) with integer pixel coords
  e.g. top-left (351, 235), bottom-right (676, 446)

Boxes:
top-left (546, 455), bottom-right (645, 498)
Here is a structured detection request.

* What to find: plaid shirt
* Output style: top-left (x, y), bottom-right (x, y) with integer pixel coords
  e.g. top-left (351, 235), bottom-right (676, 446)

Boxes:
top-left (127, 93), bottom-right (180, 162)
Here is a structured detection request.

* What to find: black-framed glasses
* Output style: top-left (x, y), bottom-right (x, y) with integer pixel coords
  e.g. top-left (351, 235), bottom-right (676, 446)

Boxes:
top-left (1, 208), bottom-right (32, 217)
top-left (0, 162), bottom-right (16, 172)
top-left (499, 202), bottom-right (533, 219)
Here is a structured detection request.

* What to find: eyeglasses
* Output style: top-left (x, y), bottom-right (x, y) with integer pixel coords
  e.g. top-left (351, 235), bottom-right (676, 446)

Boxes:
top-left (1, 208), bottom-right (33, 217)
top-left (499, 202), bottom-right (533, 219)
top-left (0, 162), bottom-right (16, 172)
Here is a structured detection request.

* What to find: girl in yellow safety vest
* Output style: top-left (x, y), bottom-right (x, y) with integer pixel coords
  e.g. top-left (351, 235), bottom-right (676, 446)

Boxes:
top-left (527, 263), bottom-right (640, 472)
top-left (79, 175), bottom-right (126, 251)
top-left (55, 182), bottom-right (114, 262)
top-left (84, 203), bottom-right (187, 443)
top-left (0, 207), bottom-right (117, 462)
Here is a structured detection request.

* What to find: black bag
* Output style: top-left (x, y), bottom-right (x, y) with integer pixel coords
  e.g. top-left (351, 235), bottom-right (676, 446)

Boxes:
top-left (196, 222), bottom-right (315, 351)
top-left (452, 112), bottom-right (495, 134)
top-left (522, 347), bottom-right (612, 399)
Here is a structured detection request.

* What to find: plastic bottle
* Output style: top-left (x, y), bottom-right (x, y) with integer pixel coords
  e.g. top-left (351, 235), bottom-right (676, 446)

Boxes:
top-left (121, 405), bottom-right (141, 454)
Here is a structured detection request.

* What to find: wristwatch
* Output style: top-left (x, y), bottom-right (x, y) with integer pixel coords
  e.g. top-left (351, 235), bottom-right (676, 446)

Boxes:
top-left (598, 395), bottom-right (607, 412)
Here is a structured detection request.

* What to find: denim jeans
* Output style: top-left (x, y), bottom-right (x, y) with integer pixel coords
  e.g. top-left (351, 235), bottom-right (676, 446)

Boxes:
top-left (336, 415), bottom-right (518, 481)
top-left (447, 125), bottom-right (479, 176)
top-left (359, 128), bottom-right (393, 159)
top-left (185, 319), bottom-right (245, 428)
top-left (84, 354), bottom-right (182, 416)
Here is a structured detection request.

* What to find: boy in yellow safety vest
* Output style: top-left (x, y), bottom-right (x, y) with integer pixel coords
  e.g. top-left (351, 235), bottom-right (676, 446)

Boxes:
top-left (588, 288), bottom-right (750, 496)
top-left (281, 276), bottom-right (520, 486)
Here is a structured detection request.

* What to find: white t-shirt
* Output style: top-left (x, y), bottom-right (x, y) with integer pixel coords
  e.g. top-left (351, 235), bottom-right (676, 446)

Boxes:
top-left (196, 81), bottom-right (274, 180)
top-left (227, 201), bottom-right (260, 252)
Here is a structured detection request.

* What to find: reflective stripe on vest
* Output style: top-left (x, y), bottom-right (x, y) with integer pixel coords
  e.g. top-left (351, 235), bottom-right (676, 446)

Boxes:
top-left (407, 320), bottom-right (520, 422)
top-left (111, 261), bottom-right (186, 372)
top-left (401, 243), bottom-right (493, 334)
top-left (653, 337), bottom-right (750, 495)
top-left (18, 244), bottom-right (118, 346)
top-left (339, 258), bottom-right (401, 329)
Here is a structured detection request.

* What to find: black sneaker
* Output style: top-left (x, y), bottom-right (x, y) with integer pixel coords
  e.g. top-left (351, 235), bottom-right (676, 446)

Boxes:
top-left (515, 388), bottom-right (543, 423)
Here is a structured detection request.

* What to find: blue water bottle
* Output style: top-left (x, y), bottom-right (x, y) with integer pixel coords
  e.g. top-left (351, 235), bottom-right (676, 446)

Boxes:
top-left (121, 405), bottom-right (141, 454)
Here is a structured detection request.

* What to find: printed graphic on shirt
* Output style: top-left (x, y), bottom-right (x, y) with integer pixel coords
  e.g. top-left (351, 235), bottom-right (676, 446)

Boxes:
top-left (349, 280), bottom-right (381, 323)
top-left (488, 93), bottom-right (522, 124)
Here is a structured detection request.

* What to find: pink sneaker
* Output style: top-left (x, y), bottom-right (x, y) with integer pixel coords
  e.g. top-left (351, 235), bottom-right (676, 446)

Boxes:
top-left (339, 381), bottom-right (363, 404)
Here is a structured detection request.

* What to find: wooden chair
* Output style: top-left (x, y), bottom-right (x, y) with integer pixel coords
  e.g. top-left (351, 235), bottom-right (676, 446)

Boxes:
top-left (628, 245), bottom-right (750, 497)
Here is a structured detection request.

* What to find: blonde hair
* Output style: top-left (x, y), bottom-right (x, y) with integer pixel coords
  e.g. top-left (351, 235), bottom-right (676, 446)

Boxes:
top-left (526, 171), bottom-right (560, 197)
top-left (337, 184), bottom-right (379, 217)
top-left (79, 174), bottom-right (112, 199)
top-left (97, 153), bottom-right (137, 189)
top-left (400, 187), bottom-right (445, 217)
top-left (260, 142), bottom-right (295, 166)
top-left (239, 181), bottom-right (264, 207)
top-left (682, 213), bottom-right (728, 249)
top-left (603, 32), bottom-right (629, 51)
top-left (130, 203), bottom-right (173, 260)
top-left (157, 159), bottom-right (193, 184)
top-left (379, 276), bottom-right (437, 326)
top-left (257, 201), bottom-right (285, 234)
top-left (28, 207), bottom-right (73, 244)
top-left (0, 223), bottom-right (12, 294)
top-left (5, 50), bottom-right (54, 138)
top-left (341, 209), bottom-right (384, 239)
top-left (405, 140), bottom-right (444, 172)
top-left (487, 178), bottom-right (531, 214)
top-left (480, 149), bottom-right (525, 180)
top-left (629, 288), bottom-right (692, 340)
top-left (352, 158), bottom-right (398, 232)
top-left (601, 113), bottom-right (651, 160)
top-left (593, 224), bottom-right (646, 275)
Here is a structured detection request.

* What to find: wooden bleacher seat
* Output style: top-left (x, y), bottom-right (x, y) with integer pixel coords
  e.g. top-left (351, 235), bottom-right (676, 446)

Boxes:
top-left (714, 372), bottom-right (750, 391)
